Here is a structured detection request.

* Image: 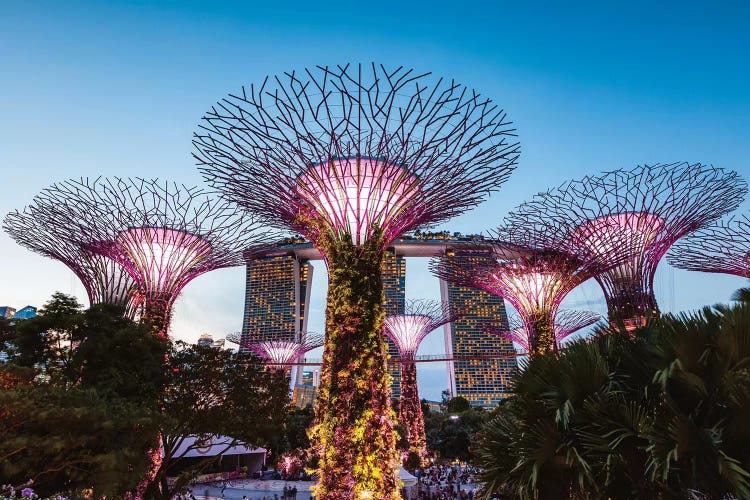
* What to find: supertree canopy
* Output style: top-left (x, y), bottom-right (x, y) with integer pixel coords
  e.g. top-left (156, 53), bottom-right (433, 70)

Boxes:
top-left (432, 225), bottom-right (607, 358)
top-left (226, 331), bottom-right (323, 369)
top-left (494, 309), bottom-right (601, 352)
top-left (21, 177), bottom-right (274, 338)
top-left (194, 63), bottom-right (520, 498)
top-left (504, 162), bottom-right (746, 331)
top-left (3, 207), bottom-right (136, 311)
top-left (384, 299), bottom-right (458, 464)
top-left (667, 214), bottom-right (750, 278)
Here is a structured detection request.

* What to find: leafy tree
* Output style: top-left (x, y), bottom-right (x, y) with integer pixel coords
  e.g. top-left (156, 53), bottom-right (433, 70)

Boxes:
top-left (149, 342), bottom-right (290, 498)
top-left (10, 293), bottom-right (83, 376)
top-left (0, 384), bottom-right (159, 497)
top-left (425, 394), bottom-right (489, 461)
top-left (286, 405), bottom-right (315, 451)
top-left (476, 301), bottom-right (750, 499)
top-left (0, 293), bottom-right (165, 496)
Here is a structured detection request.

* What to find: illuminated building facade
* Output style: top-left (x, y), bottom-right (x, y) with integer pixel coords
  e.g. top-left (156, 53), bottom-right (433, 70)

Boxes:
top-left (440, 250), bottom-right (517, 409)
top-left (241, 254), bottom-right (314, 345)
top-left (383, 250), bottom-right (406, 398)
top-left (244, 234), bottom-right (516, 409)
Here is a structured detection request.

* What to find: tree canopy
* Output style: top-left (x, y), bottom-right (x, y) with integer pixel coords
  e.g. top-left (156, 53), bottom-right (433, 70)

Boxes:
top-left (476, 302), bottom-right (750, 499)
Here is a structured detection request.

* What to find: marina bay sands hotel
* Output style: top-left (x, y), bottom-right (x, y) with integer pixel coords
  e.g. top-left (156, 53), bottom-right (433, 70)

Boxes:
top-left (241, 232), bottom-right (518, 409)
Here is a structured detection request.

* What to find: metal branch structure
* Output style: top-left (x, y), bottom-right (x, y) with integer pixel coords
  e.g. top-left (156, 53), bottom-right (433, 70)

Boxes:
top-left (4, 207), bottom-right (136, 312)
top-left (667, 214), bottom-right (750, 278)
top-left (384, 300), bottom-right (458, 463)
top-left (193, 63), bottom-right (519, 498)
top-left (493, 309), bottom-right (601, 352)
top-left (504, 162), bottom-right (746, 331)
top-left (432, 224), bottom-right (608, 358)
top-left (18, 178), bottom-right (274, 339)
top-left (226, 331), bottom-right (324, 369)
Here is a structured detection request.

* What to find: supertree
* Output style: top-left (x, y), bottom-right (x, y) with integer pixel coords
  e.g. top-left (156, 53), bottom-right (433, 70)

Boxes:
top-left (22, 177), bottom-right (274, 339)
top-left (504, 162), bottom-right (746, 331)
top-left (383, 299), bottom-right (458, 464)
top-left (492, 309), bottom-right (601, 352)
top-left (432, 224), bottom-right (608, 358)
top-left (667, 215), bottom-right (750, 280)
top-left (193, 63), bottom-right (519, 498)
top-left (3, 207), bottom-right (136, 312)
top-left (8, 178), bottom-right (273, 497)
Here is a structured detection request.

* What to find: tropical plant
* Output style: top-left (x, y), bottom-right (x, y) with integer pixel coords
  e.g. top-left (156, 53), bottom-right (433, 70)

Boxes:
top-left (476, 301), bottom-right (750, 499)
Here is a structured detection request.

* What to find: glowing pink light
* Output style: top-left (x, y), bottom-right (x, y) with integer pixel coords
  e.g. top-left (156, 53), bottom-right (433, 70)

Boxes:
top-left (502, 271), bottom-right (564, 313)
top-left (476, 253), bottom-right (590, 335)
top-left (573, 212), bottom-right (665, 279)
top-left (384, 315), bottom-right (436, 359)
top-left (297, 158), bottom-right (419, 245)
top-left (115, 227), bottom-right (212, 295)
top-left (227, 332), bottom-right (324, 371)
top-left (384, 300), bottom-right (457, 360)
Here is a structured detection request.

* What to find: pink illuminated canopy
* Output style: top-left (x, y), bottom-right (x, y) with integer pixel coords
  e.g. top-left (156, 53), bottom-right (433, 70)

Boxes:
top-left (384, 300), bottom-right (457, 360)
top-left (384, 315), bottom-right (435, 359)
top-left (115, 227), bottom-right (212, 295)
top-left (573, 212), bottom-right (665, 264)
top-left (296, 158), bottom-right (419, 245)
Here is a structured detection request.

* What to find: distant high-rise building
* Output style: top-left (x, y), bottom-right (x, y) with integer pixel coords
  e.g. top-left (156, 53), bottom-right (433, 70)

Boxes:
top-left (242, 254), bottom-right (314, 344)
top-left (196, 333), bottom-right (226, 349)
top-left (383, 249), bottom-right (406, 398)
top-left (12, 306), bottom-right (36, 320)
top-left (243, 235), bottom-right (516, 408)
top-left (197, 333), bottom-right (214, 347)
top-left (440, 250), bottom-right (518, 409)
top-left (0, 307), bottom-right (16, 318)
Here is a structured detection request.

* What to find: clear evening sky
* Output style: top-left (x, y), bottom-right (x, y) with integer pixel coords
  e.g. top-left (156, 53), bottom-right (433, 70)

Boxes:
top-left (1, 1), bottom-right (748, 400)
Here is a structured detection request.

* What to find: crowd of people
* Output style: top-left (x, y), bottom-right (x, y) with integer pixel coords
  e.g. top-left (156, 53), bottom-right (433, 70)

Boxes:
top-left (412, 464), bottom-right (479, 500)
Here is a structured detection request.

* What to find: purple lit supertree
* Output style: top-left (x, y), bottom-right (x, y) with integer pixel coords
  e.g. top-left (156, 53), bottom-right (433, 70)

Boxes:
top-left (226, 331), bottom-right (323, 369)
top-left (23, 177), bottom-right (274, 339)
top-left (3, 206), bottom-right (137, 312)
top-left (9, 178), bottom-right (273, 498)
top-left (504, 162), bottom-right (746, 331)
top-left (432, 224), bottom-right (608, 358)
top-left (667, 215), bottom-right (750, 279)
top-left (383, 299), bottom-right (458, 464)
top-left (193, 63), bottom-right (520, 498)
top-left (492, 309), bottom-right (601, 352)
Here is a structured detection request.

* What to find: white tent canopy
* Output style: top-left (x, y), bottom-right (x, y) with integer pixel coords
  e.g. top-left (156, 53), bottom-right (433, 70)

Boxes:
top-left (399, 467), bottom-right (417, 487)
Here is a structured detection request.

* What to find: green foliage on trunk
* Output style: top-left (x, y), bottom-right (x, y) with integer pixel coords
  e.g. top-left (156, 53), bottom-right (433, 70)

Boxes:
top-left (311, 229), bottom-right (401, 499)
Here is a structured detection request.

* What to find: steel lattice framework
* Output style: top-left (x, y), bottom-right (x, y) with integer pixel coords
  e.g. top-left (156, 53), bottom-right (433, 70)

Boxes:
top-left (192, 63), bottom-right (520, 497)
top-left (4, 207), bottom-right (136, 311)
top-left (19, 178), bottom-right (274, 338)
top-left (504, 162), bottom-right (746, 331)
top-left (384, 299), bottom-right (457, 465)
top-left (667, 214), bottom-right (750, 277)
top-left (432, 225), bottom-right (609, 357)
top-left (193, 63), bottom-right (520, 249)
top-left (226, 331), bottom-right (324, 369)
top-left (384, 299), bottom-right (457, 360)
top-left (493, 309), bottom-right (601, 351)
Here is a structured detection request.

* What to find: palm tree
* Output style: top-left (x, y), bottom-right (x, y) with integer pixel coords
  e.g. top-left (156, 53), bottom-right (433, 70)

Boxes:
top-left (476, 300), bottom-right (750, 499)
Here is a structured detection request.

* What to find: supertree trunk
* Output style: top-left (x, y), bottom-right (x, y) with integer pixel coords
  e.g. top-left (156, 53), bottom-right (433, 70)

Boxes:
top-left (312, 234), bottom-right (401, 499)
top-left (141, 295), bottom-right (174, 339)
top-left (600, 271), bottom-right (659, 331)
top-left (136, 295), bottom-right (173, 498)
top-left (399, 360), bottom-right (427, 464)
top-left (527, 309), bottom-right (555, 358)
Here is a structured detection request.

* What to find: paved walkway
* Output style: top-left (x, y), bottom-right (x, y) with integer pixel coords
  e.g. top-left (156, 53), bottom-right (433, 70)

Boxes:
top-left (189, 479), bottom-right (315, 500)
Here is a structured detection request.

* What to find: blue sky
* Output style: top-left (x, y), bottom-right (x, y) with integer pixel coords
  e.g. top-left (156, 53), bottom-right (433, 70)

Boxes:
top-left (1, 0), bottom-right (748, 400)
